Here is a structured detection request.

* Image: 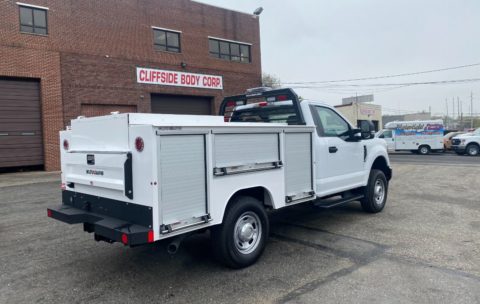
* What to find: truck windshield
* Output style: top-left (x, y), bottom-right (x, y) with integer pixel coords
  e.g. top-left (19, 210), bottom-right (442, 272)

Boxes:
top-left (230, 105), bottom-right (299, 124)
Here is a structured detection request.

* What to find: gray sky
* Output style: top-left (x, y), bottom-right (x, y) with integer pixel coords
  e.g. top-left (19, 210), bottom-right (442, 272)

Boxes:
top-left (197, 0), bottom-right (480, 116)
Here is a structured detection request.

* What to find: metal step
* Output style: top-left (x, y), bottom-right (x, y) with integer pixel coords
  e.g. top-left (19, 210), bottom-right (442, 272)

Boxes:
top-left (313, 194), bottom-right (364, 209)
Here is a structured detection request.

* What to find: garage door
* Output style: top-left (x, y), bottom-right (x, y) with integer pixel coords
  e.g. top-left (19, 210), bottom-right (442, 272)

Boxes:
top-left (151, 94), bottom-right (212, 115)
top-left (0, 78), bottom-right (43, 168)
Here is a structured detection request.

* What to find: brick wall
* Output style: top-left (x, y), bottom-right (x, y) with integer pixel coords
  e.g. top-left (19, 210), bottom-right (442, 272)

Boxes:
top-left (0, 0), bottom-right (262, 171)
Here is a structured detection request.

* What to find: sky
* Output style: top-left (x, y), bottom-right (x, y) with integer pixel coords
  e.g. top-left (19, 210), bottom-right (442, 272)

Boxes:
top-left (197, 0), bottom-right (480, 116)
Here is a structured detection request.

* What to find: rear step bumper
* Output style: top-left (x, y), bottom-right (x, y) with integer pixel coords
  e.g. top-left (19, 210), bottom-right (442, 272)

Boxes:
top-left (47, 205), bottom-right (153, 246)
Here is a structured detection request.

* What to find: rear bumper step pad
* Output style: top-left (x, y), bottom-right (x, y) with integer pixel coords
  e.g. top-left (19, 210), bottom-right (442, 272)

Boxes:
top-left (48, 205), bottom-right (152, 246)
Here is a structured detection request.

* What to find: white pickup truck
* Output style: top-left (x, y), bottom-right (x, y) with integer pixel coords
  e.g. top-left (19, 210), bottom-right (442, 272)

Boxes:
top-left (48, 88), bottom-right (392, 268)
top-left (451, 127), bottom-right (480, 156)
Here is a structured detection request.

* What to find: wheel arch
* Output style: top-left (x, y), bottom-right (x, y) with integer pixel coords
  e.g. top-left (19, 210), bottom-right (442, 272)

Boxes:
top-left (220, 186), bottom-right (275, 221)
top-left (370, 156), bottom-right (392, 181)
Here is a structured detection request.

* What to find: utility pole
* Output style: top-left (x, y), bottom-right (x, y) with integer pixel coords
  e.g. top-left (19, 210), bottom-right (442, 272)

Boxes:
top-left (452, 97), bottom-right (455, 120)
top-left (457, 97), bottom-right (461, 129)
top-left (471, 92), bottom-right (474, 129)
top-left (445, 98), bottom-right (449, 128)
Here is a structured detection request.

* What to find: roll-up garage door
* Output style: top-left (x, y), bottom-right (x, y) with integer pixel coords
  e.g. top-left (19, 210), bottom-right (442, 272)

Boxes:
top-left (151, 94), bottom-right (212, 115)
top-left (0, 78), bottom-right (43, 168)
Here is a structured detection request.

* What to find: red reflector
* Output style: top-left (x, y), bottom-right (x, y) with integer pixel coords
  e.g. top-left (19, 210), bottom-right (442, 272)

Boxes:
top-left (226, 101), bottom-right (235, 107)
top-left (63, 139), bottom-right (69, 151)
top-left (61, 183), bottom-right (66, 190)
top-left (47, 209), bottom-right (52, 217)
top-left (224, 117), bottom-right (229, 122)
top-left (277, 95), bottom-right (288, 101)
top-left (258, 101), bottom-right (268, 107)
top-left (121, 233), bottom-right (128, 245)
top-left (135, 137), bottom-right (144, 152)
top-left (147, 230), bottom-right (154, 243)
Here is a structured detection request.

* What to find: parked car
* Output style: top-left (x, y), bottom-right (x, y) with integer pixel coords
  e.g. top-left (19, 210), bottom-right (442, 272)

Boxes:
top-left (443, 131), bottom-right (464, 150)
top-left (451, 128), bottom-right (480, 156)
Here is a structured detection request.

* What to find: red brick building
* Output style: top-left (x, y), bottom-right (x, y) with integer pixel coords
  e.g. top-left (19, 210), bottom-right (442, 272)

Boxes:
top-left (0, 0), bottom-right (262, 171)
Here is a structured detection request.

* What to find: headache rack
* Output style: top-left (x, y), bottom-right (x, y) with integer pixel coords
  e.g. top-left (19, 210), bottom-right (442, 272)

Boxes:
top-left (219, 88), bottom-right (306, 125)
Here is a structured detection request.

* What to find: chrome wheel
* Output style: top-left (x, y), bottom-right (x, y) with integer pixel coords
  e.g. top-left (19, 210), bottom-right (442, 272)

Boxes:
top-left (373, 179), bottom-right (385, 205)
top-left (233, 211), bottom-right (262, 255)
top-left (420, 146), bottom-right (428, 154)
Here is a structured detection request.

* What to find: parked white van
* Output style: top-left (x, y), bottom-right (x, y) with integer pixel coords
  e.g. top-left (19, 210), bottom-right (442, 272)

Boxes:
top-left (376, 120), bottom-right (444, 154)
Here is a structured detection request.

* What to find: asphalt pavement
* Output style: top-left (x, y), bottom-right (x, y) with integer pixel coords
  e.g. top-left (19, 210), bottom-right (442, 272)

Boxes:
top-left (1, 162), bottom-right (479, 304)
top-left (389, 151), bottom-right (480, 166)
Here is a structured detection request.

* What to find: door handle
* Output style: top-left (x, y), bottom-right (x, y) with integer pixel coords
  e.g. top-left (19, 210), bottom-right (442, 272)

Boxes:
top-left (329, 146), bottom-right (338, 153)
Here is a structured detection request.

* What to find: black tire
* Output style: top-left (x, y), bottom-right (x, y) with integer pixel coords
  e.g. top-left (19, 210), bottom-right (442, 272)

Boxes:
top-left (360, 169), bottom-right (388, 213)
top-left (211, 196), bottom-right (269, 269)
top-left (466, 144), bottom-right (479, 156)
top-left (418, 145), bottom-right (430, 155)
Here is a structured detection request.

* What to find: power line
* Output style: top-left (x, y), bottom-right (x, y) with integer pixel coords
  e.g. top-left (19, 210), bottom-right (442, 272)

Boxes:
top-left (289, 77), bottom-right (480, 89)
top-left (282, 62), bottom-right (480, 84)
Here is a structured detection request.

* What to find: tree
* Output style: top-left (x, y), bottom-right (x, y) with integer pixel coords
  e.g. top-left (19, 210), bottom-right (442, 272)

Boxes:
top-left (262, 73), bottom-right (282, 89)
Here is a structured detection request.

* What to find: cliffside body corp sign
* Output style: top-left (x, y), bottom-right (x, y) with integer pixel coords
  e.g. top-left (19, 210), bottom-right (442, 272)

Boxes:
top-left (136, 67), bottom-right (223, 90)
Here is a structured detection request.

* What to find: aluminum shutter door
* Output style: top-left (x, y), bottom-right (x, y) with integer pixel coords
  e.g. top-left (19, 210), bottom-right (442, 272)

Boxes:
top-left (158, 134), bottom-right (208, 231)
top-left (284, 132), bottom-right (314, 202)
top-left (0, 78), bottom-right (43, 168)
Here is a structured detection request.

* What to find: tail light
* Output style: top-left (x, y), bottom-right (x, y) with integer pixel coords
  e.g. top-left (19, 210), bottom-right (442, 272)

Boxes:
top-left (121, 233), bottom-right (128, 245)
top-left (47, 209), bottom-right (52, 217)
top-left (147, 230), bottom-right (154, 243)
top-left (135, 137), bottom-right (144, 152)
top-left (63, 139), bottom-right (69, 150)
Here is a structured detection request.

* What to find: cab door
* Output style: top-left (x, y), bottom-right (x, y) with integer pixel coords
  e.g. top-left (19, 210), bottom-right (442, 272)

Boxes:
top-left (379, 130), bottom-right (395, 150)
top-left (310, 105), bottom-right (366, 196)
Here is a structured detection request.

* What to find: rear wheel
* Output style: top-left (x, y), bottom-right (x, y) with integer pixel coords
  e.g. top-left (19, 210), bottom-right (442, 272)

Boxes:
top-left (211, 196), bottom-right (269, 268)
top-left (466, 144), bottom-right (479, 156)
top-left (361, 170), bottom-right (388, 213)
top-left (418, 145), bottom-right (430, 155)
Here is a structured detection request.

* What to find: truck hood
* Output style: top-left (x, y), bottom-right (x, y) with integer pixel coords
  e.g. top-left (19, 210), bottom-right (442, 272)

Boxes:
top-left (454, 133), bottom-right (475, 138)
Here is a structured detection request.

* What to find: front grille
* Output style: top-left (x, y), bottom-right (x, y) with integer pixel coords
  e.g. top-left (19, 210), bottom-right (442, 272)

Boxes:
top-left (451, 138), bottom-right (461, 145)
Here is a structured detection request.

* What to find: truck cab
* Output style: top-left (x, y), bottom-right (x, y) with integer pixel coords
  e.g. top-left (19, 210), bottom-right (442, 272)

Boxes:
top-left (221, 88), bottom-right (392, 198)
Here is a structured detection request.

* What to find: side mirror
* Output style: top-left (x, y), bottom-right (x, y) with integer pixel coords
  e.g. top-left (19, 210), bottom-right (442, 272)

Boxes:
top-left (347, 128), bottom-right (363, 141)
top-left (359, 121), bottom-right (375, 139)
top-left (379, 134), bottom-right (385, 138)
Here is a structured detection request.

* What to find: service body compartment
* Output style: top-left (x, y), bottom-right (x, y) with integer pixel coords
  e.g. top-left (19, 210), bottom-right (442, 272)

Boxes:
top-left (50, 113), bottom-right (315, 245)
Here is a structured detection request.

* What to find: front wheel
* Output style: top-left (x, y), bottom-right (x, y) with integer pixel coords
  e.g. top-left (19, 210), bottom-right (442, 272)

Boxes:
top-left (466, 144), bottom-right (479, 156)
top-left (361, 169), bottom-right (388, 213)
top-left (211, 196), bottom-right (269, 268)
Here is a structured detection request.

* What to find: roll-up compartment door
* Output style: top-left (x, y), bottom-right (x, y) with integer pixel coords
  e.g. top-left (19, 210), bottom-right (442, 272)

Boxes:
top-left (158, 134), bottom-right (209, 233)
top-left (284, 132), bottom-right (314, 202)
top-left (213, 133), bottom-right (281, 175)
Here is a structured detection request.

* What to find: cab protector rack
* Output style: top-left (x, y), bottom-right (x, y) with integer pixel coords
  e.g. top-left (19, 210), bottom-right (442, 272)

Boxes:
top-left (219, 88), bottom-right (306, 125)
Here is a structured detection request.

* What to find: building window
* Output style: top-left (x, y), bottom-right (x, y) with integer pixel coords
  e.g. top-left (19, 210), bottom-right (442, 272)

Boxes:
top-left (19, 5), bottom-right (48, 35)
top-left (153, 28), bottom-right (181, 53)
top-left (209, 38), bottom-right (251, 63)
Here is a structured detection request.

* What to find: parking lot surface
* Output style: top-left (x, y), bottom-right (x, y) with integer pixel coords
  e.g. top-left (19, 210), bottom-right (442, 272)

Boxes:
top-left (1, 162), bottom-right (479, 304)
